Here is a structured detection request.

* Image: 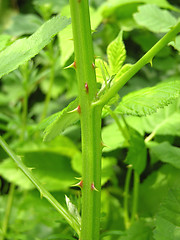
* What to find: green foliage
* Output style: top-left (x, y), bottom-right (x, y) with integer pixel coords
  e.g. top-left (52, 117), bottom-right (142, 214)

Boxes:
top-left (133, 4), bottom-right (177, 33)
top-left (107, 31), bottom-right (126, 76)
top-left (43, 98), bottom-right (79, 142)
top-left (0, 15), bottom-right (70, 78)
top-left (115, 80), bottom-right (180, 116)
top-left (125, 128), bottom-right (147, 175)
top-left (154, 188), bottom-right (180, 240)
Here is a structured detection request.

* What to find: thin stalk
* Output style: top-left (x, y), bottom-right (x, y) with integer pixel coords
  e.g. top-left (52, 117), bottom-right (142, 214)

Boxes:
top-left (145, 131), bottom-right (156, 143)
top-left (123, 167), bottom-right (132, 229)
top-left (93, 21), bottom-right (180, 107)
top-left (0, 136), bottom-right (80, 236)
top-left (41, 43), bottom-right (55, 120)
top-left (131, 171), bottom-right (140, 224)
top-left (1, 183), bottom-right (15, 240)
top-left (69, 1), bottom-right (102, 239)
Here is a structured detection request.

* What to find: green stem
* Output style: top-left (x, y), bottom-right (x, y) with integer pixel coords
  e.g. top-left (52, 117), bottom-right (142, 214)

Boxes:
top-left (69, 1), bottom-right (102, 239)
top-left (123, 167), bottom-right (132, 229)
top-left (131, 171), bottom-right (140, 224)
top-left (41, 43), bottom-right (55, 120)
top-left (94, 21), bottom-right (180, 107)
top-left (0, 136), bottom-right (80, 236)
top-left (1, 183), bottom-right (15, 240)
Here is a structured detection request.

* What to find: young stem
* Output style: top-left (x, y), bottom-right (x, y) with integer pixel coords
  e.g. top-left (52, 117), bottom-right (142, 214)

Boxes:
top-left (131, 171), bottom-right (140, 224)
top-left (123, 167), bottom-right (132, 229)
top-left (69, 1), bottom-right (102, 239)
top-left (93, 21), bottom-right (180, 107)
top-left (0, 136), bottom-right (80, 236)
top-left (1, 183), bottom-right (15, 240)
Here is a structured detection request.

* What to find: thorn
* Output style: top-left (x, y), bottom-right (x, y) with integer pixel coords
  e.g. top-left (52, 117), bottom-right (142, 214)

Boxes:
top-left (64, 61), bottom-right (76, 70)
top-left (28, 167), bottom-right (35, 171)
top-left (68, 105), bottom-right (81, 114)
top-left (149, 59), bottom-right (153, 67)
top-left (101, 141), bottom-right (109, 149)
top-left (40, 191), bottom-right (44, 199)
top-left (75, 177), bottom-right (82, 180)
top-left (92, 62), bottom-right (96, 69)
top-left (72, 180), bottom-right (83, 188)
top-left (127, 164), bottom-right (133, 168)
top-left (91, 182), bottom-right (98, 191)
top-left (85, 82), bottom-right (89, 93)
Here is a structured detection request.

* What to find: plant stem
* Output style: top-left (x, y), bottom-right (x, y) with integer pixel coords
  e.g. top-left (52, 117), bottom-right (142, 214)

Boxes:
top-left (1, 183), bottom-right (15, 240)
top-left (123, 167), bottom-right (132, 229)
top-left (69, 1), bottom-right (102, 239)
top-left (0, 136), bottom-right (80, 236)
top-left (131, 171), bottom-right (140, 224)
top-left (93, 21), bottom-right (180, 107)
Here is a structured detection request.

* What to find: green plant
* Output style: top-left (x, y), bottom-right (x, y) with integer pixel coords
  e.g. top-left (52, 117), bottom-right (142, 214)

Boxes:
top-left (0, 1), bottom-right (180, 240)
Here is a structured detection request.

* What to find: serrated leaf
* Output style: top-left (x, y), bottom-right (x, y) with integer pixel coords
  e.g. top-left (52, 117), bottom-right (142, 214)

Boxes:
top-left (154, 188), bottom-right (180, 240)
top-left (133, 4), bottom-right (177, 33)
top-left (125, 128), bottom-right (147, 175)
top-left (0, 15), bottom-right (70, 78)
top-left (150, 142), bottom-right (180, 169)
top-left (0, 34), bottom-right (11, 52)
top-left (115, 80), bottom-right (180, 116)
top-left (120, 220), bottom-right (154, 240)
top-left (107, 31), bottom-right (126, 75)
top-left (43, 98), bottom-right (79, 142)
top-left (95, 58), bottom-right (110, 84)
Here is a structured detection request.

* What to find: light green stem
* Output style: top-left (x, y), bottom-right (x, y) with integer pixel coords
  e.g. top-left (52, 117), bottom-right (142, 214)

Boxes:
top-left (69, 1), bottom-right (102, 239)
top-left (131, 171), bottom-right (140, 224)
top-left (1, 183), bottom-right (15, 240)
top-left (94, 21), bottom-right (180, 107)
top-left (123, 167), bottom-right (132, 229)
top-left (0, 136), bottom-right (80, 236)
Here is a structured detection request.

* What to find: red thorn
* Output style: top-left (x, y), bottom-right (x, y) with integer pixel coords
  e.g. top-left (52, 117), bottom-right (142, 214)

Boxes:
top-left (92, 62), bottom-right (95, 69)
top-left (79, 180), bottom-right (83, 188)
top-left (77, 105), bottom-right (81, 114)
top-left (73, 61), bottom-right (76, 68)
top-left (85, 82), bottom-right (89, 93)
top-left (91, 182), bottom-right (98, 191)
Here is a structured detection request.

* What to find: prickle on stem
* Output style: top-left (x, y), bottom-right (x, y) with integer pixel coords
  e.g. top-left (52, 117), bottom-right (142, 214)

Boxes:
top-left (85, 82), bottom-right (89, 93)
top-left (91, 182), bottom-right (98, 191)
top-left (92, 62), bottom-right (96, 69)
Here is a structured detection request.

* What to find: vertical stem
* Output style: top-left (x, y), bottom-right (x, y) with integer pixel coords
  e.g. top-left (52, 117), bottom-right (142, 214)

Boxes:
top-left (131, 171), bottom-right (139, 224)
top-left (1, 183), bottom-right (15, 240)
top-left (69, 1), bottom-right (102, 239)
top-left (123, 167), bottom-right (132, 229)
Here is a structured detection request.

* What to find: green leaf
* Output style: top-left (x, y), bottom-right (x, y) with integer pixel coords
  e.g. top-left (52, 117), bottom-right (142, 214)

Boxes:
top-left (154, 188), bottom-right (180, 240)
top-left (0, 15), bottom-right (70, 78)
top-left (169, 35), bottom-right (180, 52)
top-left (0, 34), bottom-right (11, 52)
top-left (120, 220), bottom-right (154, 240)
top-left (125, 128), bottom-right (147, 175)
top-left (115, 80), bottom-right (180, 116)
top-left (5, 14), bottom-right (43, 37)
top-left (107, 31), bottom-right (126, 75)
top-left (65, 195), bottom-right (81, 224)
top-left (150, 142), bottom-right (180, 169)
top-left (95, 58), bottom-right (110, 84)
top-left (133, 4), bottom-right (177, 33)
top-left (43, 98), bottom-right (79, 141)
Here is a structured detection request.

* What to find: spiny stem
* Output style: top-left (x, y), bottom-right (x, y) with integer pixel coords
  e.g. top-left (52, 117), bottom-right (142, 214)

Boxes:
top-left (1, 183), bottom-right (15, 240)
top-left (69, 0), bottom-right (102, 239)
top-left (94, 21), bottom-right (180, 107)
top-left (0, 136), bottom-right (80, 236)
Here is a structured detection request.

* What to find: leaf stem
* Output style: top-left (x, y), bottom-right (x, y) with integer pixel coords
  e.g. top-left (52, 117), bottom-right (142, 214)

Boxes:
top-left (123, 167), bottom-right (132, 229)
top-left (0, 136), bottom-right (80, 236)
top-left (131, 171), bottom-right (140, 224)
top-left (1, 183), bottom-right (15, 240)
top-left (93, 21), bottom-right (180, 107)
